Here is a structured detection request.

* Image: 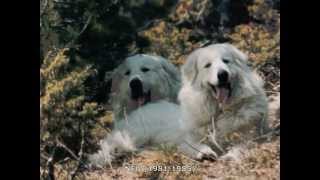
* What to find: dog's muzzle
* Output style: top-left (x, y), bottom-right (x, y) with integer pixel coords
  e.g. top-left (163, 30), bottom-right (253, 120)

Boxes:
top-left (129, 78), bottom-right (151, 105)
top-left (209, 70), bottom-right (232, 104)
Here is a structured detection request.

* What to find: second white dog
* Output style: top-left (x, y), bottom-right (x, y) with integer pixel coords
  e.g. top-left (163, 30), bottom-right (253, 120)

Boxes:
top-left (178, 43), bottom-right (269, 159)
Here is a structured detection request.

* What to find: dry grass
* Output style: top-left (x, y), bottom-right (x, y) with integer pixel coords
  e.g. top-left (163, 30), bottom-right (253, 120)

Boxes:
top-left (60, 137), bottom-right (279, 179)
top-left (42, 1), bottom-right (280, 179)
top-left (51, 93), bottom-right (280, 180)
top-left (49, 56), bottom-right (280, 180)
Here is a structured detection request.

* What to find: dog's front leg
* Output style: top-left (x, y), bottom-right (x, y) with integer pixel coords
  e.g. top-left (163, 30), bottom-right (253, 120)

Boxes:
top-left (89, 130), bottom-right (137, 167)
top-left (178, 134), bottom-right (218, 161)
top-left (109, 130), bottom-right (137, 154)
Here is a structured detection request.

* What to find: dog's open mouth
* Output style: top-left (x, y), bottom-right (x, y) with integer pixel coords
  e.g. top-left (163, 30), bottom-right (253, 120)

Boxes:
top-left (209, 82), bottom-right (232, 104)
top-left (132, 90), bottom-right (151, 106)
top-left (130, 78), bottom-right (151, 106)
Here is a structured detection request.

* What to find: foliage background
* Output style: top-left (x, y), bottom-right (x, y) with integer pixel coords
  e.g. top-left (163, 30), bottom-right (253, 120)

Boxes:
top-left (40, 0), bottom-right (280, 179)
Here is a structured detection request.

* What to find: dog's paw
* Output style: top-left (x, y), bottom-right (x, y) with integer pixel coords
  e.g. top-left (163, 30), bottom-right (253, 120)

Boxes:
top-left (111, 131), bottom-right (137, 153)
top-left (195, 145), bottom-right (218, 161)
top-left (88, 145), bottom-right (113, 168)
top-left (219, 145), bottom-right (246, 162)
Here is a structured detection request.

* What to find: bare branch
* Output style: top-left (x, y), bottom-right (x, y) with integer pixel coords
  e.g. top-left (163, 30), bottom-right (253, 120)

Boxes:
top-left (182, 139), bottom-right (217, 161)
top-left (65, 13), bottom-right (93, 48)
top-left (192, 0), bottom-right (210, 22)
top-left (252, 125), bottom-right (280, 142)
top-left (70, 126), bottom-right (86, 179)
top-left (40, 0), bottom-right (48, 17)
top-left (208, 117), bottom-right (225, 154)
top-left (41, 145), bottom-right (57, 180)
top-left (136, 18), bottom-right (163, 32)
top-left (56, 139), bottom-right (80, 161)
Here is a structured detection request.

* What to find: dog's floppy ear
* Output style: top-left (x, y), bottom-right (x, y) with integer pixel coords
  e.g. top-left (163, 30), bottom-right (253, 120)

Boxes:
top-left (104, 70), bottom-right (113, 93)
top-left (222, 43), bottom-right (248, 65)
top-left (108, 65), bottom-right (124, 103)
top-left (182, 51), bottom-right (199, 84)
top-left (157, 56), bottom-right (181, 82)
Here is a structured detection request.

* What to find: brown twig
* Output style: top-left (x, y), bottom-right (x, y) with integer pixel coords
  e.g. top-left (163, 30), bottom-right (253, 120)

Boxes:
top-left (265, 90), bottom-right (279, 95)
top-left (136, 18), bottom-right (163, 32)
top-left (252, 125), bottom-right (280, 142)
top-left (56, 139), bottom-right (80, 161)
top-left (40, 0), bottom-right (48, 17)
top-left (192, 0), bottom-right (210, 22)
top-left (41, 145), bottom-right (57, 180)
top-left (56, 157), bottom-right (71, 164)
top-left (70, 125), bottom-right (86, 180)
top-left (208, 117), bottom-right (225, 154)
top-left (65, 13), bottom-right (93, 49)
top-left (182, 139), bottom-right (217, 161)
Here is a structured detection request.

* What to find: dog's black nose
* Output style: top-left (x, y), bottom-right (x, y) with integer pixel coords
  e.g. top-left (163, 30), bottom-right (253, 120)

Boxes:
top-left (218, 70), bottom-right (229, 83)
top-left (129, 78), bottom-right (143, 99)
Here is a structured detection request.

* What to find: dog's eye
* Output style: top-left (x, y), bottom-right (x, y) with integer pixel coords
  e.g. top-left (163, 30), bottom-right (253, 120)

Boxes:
top-left (141, 67), bottom-right (150, 72)
top-left (222, 58), bottom-right (230, 64)
top-left (125, 70), bottom-right (130, 76)
top-left (204, 63), bottom-right (211, 68)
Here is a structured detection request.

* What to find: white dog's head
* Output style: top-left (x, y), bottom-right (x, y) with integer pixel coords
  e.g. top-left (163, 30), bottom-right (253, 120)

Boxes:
top-left (110, 54), bottom-right (181, 120)
top-left (182, 43), bottom-right (260, 105)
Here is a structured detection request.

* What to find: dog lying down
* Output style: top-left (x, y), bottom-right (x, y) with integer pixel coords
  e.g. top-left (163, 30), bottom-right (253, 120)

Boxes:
top-left (89, 100), bottom-right (183, 167)
top-left (178, 43), bottom-right (269, 159)
top-left (89, 54), bottom-right (182, 167)
top-left (89, 43), bottom-right (269, 166)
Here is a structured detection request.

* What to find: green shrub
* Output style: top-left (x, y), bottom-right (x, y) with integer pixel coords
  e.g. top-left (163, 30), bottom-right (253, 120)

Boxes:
top-left (40, 48), bottom-right (104, 179)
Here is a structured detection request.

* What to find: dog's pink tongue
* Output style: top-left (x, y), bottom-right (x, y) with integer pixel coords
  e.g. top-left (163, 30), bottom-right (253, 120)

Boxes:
top-left (137, 97), bottom-right (145, 106)
top-left (216, 88), bottom-right (229, 104)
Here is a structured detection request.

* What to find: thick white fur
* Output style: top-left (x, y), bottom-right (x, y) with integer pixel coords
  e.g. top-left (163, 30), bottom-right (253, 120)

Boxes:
top-left (89, 54), bottom-right (182, 167)
top-left (89, 44), bottom-right (269, 166)
top-left (178, 43), bottom-right (269, 159)
top-left (109, 54), bottom-right (181, 121)
top-left (89, 100), bottom-right (183, 167)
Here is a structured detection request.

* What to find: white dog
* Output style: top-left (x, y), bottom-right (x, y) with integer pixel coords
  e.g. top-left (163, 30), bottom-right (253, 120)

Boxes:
top-left (89, 100), bottom-right (183, 167)
top-left (109, 54), bottom-right (181, 121)
top-left (89, 54), bottom-right (182, 167)
top-left (89, 44), bottom-right (270, 166)
top-left (178, 43), bottom-right (269, 160)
